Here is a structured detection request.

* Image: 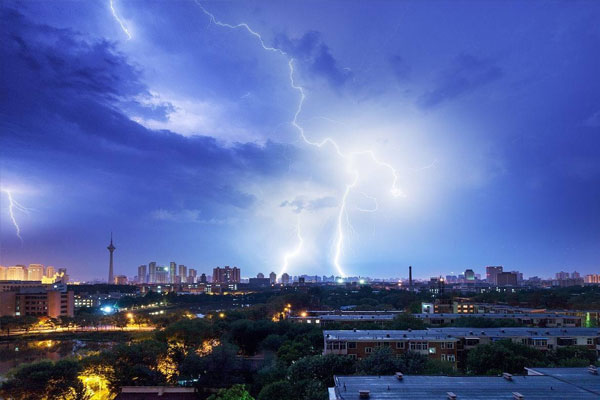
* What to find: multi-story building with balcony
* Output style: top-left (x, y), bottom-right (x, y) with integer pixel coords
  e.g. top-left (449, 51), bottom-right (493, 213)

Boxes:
top-left (323, 330), bottom-right (460, 365)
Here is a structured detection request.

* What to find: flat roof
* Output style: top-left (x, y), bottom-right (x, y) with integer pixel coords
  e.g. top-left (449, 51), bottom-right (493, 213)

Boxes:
top-left (324, 330), bottom-right (458, 341)
top-left (324, 327), bottom-right (600, 341)
top-left (415, 313), bottom-right (582, 319)
top-left (333, 374), bottom-right (599, 399)
top-left (526, 367), bottom-right (600, 395)
top-left (292, 315), bottom-right (396, 321)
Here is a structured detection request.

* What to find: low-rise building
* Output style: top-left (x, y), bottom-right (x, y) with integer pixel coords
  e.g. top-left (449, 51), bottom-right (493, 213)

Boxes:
top-left (0, 286), bottom-right (74, 318)
top-left (329, 368), bottom-right (600, 399)
top-left (323, 330), bottom-right (459, 365)
top-left (415, 312), bottom-right (583, 327)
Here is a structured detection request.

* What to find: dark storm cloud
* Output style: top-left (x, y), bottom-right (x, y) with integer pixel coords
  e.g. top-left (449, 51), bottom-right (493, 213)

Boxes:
top-left (0, 8), bottom-right (293, 215)
top-left (418, 53), bottom-right (502, 109)
top-left (274, 31), bottom-right (352, 88)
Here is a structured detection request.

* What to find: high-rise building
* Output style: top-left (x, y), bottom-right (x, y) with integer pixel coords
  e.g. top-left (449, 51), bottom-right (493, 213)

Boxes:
top-left (156, 266), bottom-right (169, 284)
top-left (281, 273), bottom-right (290, 285)
top-left (556, 271), bottom-right (570, 280)
top-left (46, 266), bottom-right (55, 279)
top-left (169, 262), bottom-right (177, 284)
top-left (572, 271), bottom-right (581, 279)
top-left (138, 265), bottom-right (147, 283)
top-left (200, 273), bottom-right (207, 283)
top-left (0, 266), bottom-right (6, 280)
top-left (464, 269), bottom-right (475, 281)
top-left (212, 266), bottom-right (241, 283)
top-left (257, 272), bottom-right (264, 279)
top-left (269, 272), bottom-right (276, 284)
top-left (497, 272), bottom-right (518, 286)
top-left (486, 266), bottom-right (503, 285)
top-left (7, 265), bottom-right (26, 281)
top-left (179, 265), bottom-right (187, 280)
top-left (188, 269), bottom-right (197, 283)
top-left (114, 275), bottom-right (127, 285)
top-left (149, 262), bottom-right (157, 283)
top-left (28, 264), bottom-right (44, 281)
top-left (585, 274), bottom-right (600, 284)
top-left (107, 233), bottom-right (116, 284)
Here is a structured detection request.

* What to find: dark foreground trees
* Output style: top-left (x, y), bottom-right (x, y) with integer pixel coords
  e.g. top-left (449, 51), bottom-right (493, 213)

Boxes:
top-left (0, 359), bottom-right (88, 400)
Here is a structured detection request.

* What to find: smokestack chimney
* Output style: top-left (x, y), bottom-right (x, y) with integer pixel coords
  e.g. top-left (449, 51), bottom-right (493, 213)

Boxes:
top-left (409, 266), bottom-right (413, 291)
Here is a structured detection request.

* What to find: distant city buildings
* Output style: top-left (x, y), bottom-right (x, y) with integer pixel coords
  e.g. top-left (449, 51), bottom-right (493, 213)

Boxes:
top-left (212, 266), bottom-right (241, 283)
top-left (269, 272), bottom-right (276, 284)
top-left (0, 264), bottom-right (68, 284)
top-left (486, 266), bottom-right (503, 285)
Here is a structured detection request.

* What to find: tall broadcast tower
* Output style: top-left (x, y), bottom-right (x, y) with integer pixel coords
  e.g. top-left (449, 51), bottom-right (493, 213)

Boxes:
top-left (107, 233), bottom-right (116, 284)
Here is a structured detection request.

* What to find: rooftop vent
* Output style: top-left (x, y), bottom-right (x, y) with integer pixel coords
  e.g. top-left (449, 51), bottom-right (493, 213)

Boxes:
top-left (408, 328), bottom-right (412, 332)
top-left (353, 328), bottom-right (357, 332)
top-left (403, 334), bottom-right (407, 338)
top-left (447, 392), bottom-right (457, 400)
top-left (503, 372), bottom-right (513, 381)
top-left (513, 392), bottom-right (524, 400)
top-left (588, 365), bottom-right (598, 375)
top-left (395, 372), bottom-right (403, 381)
top-left (501, 330), bottom-right (506, 333)
top-left (386, 333), bottom-right (390, 338)
top-left (326, 334), bottom-right (330, 338)
top-left (359, 389), bottom-right (370, 399)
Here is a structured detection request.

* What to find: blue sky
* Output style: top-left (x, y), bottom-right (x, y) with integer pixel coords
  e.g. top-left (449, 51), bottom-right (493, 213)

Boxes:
top-left (1, 1), bottom-right (599, 281)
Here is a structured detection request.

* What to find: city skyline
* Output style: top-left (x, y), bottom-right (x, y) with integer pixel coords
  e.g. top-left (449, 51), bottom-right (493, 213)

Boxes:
top-left (1, 1), bottom-right (600, 281)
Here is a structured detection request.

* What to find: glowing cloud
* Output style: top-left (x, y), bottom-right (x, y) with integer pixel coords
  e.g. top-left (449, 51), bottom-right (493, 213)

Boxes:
top-left (196, 3), bottom-right (405, 277)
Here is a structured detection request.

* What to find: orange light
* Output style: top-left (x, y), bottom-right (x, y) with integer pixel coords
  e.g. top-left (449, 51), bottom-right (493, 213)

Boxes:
top-left (126, 313), bottom-right (133, 319)
top-left (300, 311), bottom-right (307, 318)
top-left (219, 312), bottom-right (225, 318)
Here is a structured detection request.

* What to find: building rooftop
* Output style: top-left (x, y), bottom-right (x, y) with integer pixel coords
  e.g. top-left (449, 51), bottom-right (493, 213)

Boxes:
top-left (414, 313), bottom-right (582, 319)
top-left (324, 327), bottom-right (600, 341)
top-left (526, 367), bottom-right (600, 395)
top-left (324, 330), bottom-right (458, 341)
top-left (332, 374), bottom-right (599, 399)
top-left (292, 314), bottom-right (396, 321)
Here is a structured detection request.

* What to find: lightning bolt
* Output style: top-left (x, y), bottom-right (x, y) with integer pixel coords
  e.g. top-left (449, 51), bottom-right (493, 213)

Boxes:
top-left (279, 220), bottom-right (304, 278)
top-left (2, 189), bottom-right (31, 245)
top-left (195, 4), bottom-right (405, 277)
top-left (110, 0), bottom-right (132, 40)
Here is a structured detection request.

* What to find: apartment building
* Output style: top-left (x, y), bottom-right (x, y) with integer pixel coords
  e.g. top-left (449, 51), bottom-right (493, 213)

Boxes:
top-left (323, 330), bottom-right (460, 364)
top-left (290, 314), bottom-right (395, 327)
top-left (324, 327), bottom-right (600, 368)
top-left (415, 313), bottom-right (583, 327)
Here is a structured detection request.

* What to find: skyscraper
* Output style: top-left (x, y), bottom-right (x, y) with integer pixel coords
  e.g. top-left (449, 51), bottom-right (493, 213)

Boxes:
top-left (149, 262), bottom-right (157, 283)
top-left (28, 264), bottom-right (44, 281)
top-left (269, 272), bottom-right (276, 284)
top-left (486, 266), bottom-right (503, 285)
top-left (46, 266), bottom-right (55, 278)
top-left (178, 265), bottom-right (187, 280)
top-left (281, 272), bottom-right (290, 285)
top-left (138, 265), bottom-right (147, 283)
top-left (188, 268), bottom-right (197, 283)
top-left (257, 272), bottom-right (264, 279)
top-left (107, 233), bottom-right (116, 284)
top-left (169, 262), bottom-right (177, 283)
top-left (200, 273), bottom-right (207, 283)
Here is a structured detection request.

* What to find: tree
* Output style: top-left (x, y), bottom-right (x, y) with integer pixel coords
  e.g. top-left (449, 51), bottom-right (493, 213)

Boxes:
top-left (208, 384), bottom-right (254, 400)
top-left (0, 316), bottom-right (18, 337)
top-left (0, 359), bottom-right (89, 400)
top-left (390, 313), bottom-right (426, 330)
top-left (83, 340), bottom-right (169, 394)
top-left (357, 347), bottom-right (400, 375)
top-left (288, 354), bottom-right (355, 387)
top-left (257, 381), bottom-right (294, 400)
top-left (466, 339), bottom-right (546, 375)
